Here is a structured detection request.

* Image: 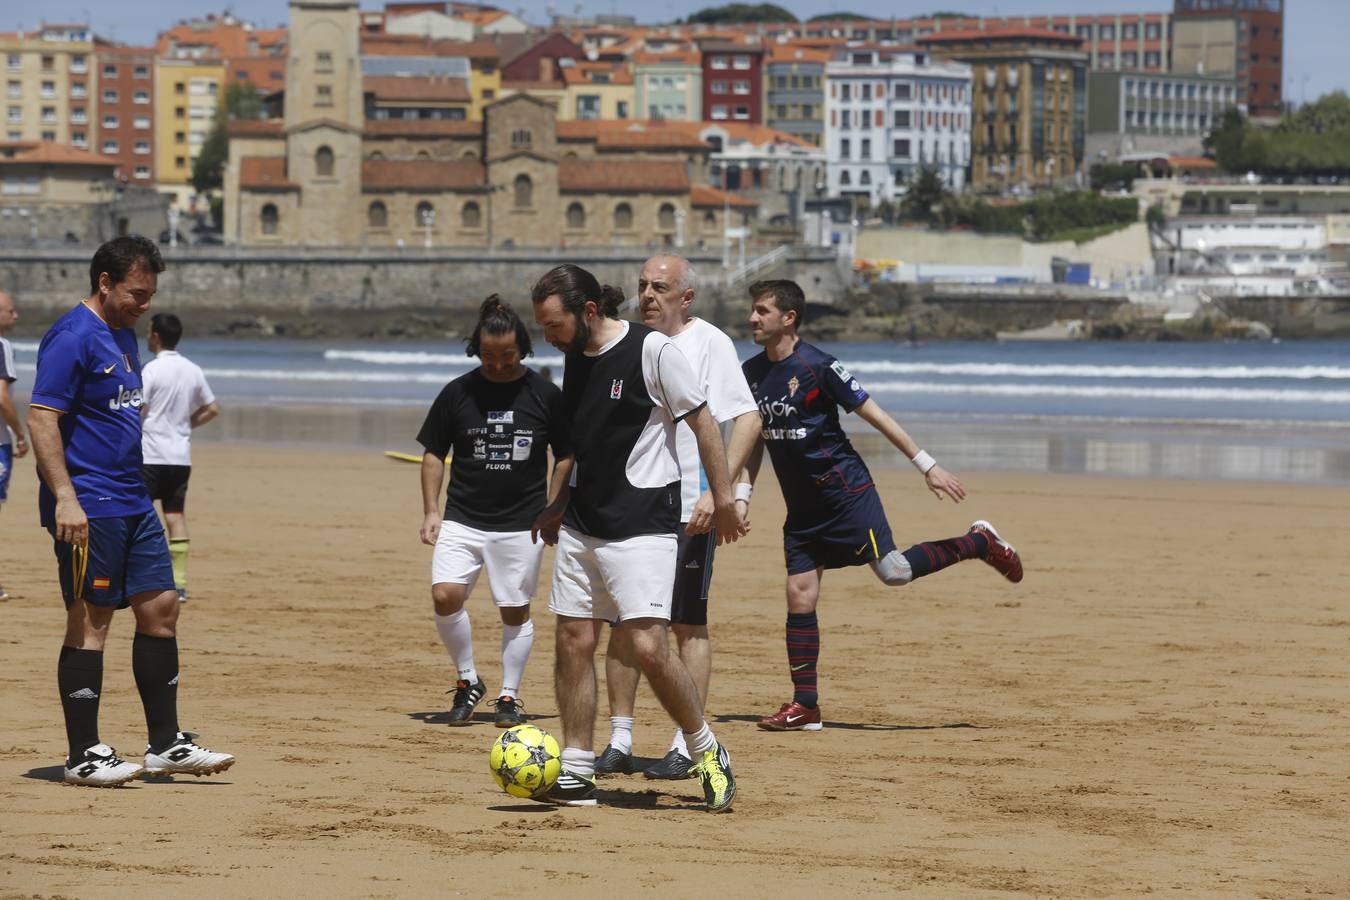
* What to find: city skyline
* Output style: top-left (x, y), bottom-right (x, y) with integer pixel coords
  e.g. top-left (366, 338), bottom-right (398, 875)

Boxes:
top-left (6, 1), bottom-right (1342, 108)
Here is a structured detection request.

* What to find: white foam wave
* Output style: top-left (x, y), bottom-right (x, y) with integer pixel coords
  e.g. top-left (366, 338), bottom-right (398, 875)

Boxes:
top-left (864, 380), bottom-right (1350, 404)
top-left (840, 361), bottom-right (1350, 381)
top-left (324, 348), bottom-right (566, 368)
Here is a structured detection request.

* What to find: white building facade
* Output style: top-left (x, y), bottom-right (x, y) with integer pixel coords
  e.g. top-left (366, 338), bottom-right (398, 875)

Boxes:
top-left (824, 47), bottom-right (972, 206)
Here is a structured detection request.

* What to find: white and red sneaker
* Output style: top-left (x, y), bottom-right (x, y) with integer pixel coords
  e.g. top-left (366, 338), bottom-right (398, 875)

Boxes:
top-left (757, 700), bottom-right (823, 731)
top-left (970, 520), bottom-right (1024, 583)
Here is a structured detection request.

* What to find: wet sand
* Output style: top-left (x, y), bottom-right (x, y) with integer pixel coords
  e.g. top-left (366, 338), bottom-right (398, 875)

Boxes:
top-left (1, 445), bottom-right (1347, 896)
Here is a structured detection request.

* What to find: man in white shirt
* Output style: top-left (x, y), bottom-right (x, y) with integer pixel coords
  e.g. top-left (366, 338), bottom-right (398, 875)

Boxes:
top-left (594, 255), bottom-right (761, 780)
top-left (140, 313), bottom-right (219, 602)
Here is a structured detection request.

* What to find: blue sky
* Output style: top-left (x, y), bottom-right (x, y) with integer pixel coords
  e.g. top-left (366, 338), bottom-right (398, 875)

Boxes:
top-left (13, 0), bottom-right (1345, 105)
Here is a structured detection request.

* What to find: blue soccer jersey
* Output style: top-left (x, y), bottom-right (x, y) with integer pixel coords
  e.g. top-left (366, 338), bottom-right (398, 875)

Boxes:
top-left (742, 341), bottom-right (876, 524)
top-left (31, 303), bottom-right (152, 527)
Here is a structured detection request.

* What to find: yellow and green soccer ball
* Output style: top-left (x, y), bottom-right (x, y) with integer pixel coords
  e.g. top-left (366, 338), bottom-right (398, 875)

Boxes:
top-left (489, 724), bottom-right (561, 799)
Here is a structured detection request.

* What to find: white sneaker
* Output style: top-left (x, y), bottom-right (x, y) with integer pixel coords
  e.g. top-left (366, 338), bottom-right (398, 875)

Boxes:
top-left (64, 743), bottom-right (144, 787)
top-left (143, 731), bottom-right (235, 777)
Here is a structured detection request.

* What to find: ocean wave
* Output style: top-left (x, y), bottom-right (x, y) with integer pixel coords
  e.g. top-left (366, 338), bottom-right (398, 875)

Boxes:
top-left (840, 361), bottom-right (1350, 381)
top-left (864, 380), bottom-right (1350, 404)
top-left (324, 348), bottom-right (567, 368)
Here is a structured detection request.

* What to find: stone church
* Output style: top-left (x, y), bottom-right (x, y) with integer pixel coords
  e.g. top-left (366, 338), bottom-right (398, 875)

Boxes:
top-left (223, 0), bottom-right (757, 248)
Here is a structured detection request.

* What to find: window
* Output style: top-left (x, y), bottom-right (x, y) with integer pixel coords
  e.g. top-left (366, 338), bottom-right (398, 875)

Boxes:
top-left (261, 203), bottom-right (279, 235)
top-left (710, 56), bottom-right (728, 70)
top-left (893, 138), bottom-right (911, 158)
top-left (134, 141), bottom-right (149, 154)
top-left (861, 83), bottom-right (871, 100)
top-left (40, 80), bottom-right (56, 98)
top-left (839, 169), bottom-right (850, 185)
top-left (1144, 52), bottom-right (1160, 68)
top-left (461, 201), bottom-right (481, 228)
top-left (71, 81), bottom-right (86, 98)
top-left (566, 202), bottom-right (585, 229)
top-left (41, 106), bottom-right (56, 123)
top-left (1145, 23), bottom-right (1161, 39)
top-left (1123, 23), bottom-right (1138, 39)
top-left (368, 201), bottom-right (387, 228)
top-left (134, 115), bottom-right (150, 129)
top-left (894, 82), bottom-right (911, 100)
top-left (617, 100), bottom-right (628, 119)
top-left (316, 51), bottom-right (333, 72)
top-left (71, 108), bottom-right (86, 124)
top-left (511, 129), bottom-right (531, 148)
top-left (658, 203), bottom-right (676, 230)
top-left (841, 83), bottom-right (850, 100)
top-left (576, 95), bottom-right (600, 119)
top-left (174, 82), bottom-right (185, 95)
top-left (175, 106), bottom-right (186, 119)
top-left (894, 109), bottom-right (911, 128)
top-left (614, 202), bottom-right (633, 230)
top-left (5, 80), bottom-right (17, 98)
top-left (41, 130), bottom-right (55, 142)
top-left (860, 170), bottom-right (871, 185)
top-left (860, 138), bottom-right (870, 159)
top-left (41, 55), bottom-right (54, 72)
top-left (6, 106), bottom-right (20, 123)
top-left (415, 200), bottom-right (435, 228)
top-left (135, 65), bottom-right (149, 78)
top-left (134, 165), bottom-right (149, 178)
top-left (102, 139), bottom-right (118, 153)
top-left (734, 105), bottom-right (749, 120)
top-left (1100, 25), bottom-right (1115, 39)
top-left (315, 145), bottom-right (334, 176)
top-left (513, 173), bottom-right (532, 209)
top-left (733, 55), bottom-right (751, 69)
top-left (733, 80), bottom-right (750, 95)
top-left (134, 90), bottom-right (149, 104)
top-left (8, 54), bottom-right (22, 71)
top-left (175, 155), bottom-right (185, 168)
top-left (712, 81), bottom-right (727, 93)
top-left (711, 104), bottom-right (728, 120)
top-left (861, 109), bottom-right (870, 128)
top-left (102, 89), bottom-right (118, 103)
top-left (316, 85), bottom-right (332, 106)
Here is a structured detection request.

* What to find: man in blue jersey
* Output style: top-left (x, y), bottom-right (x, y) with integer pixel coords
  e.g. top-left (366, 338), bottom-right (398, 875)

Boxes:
top-left (740, 279), bottom-right (1024, 731)
top-left (29, 236), bottom-right (235, 787)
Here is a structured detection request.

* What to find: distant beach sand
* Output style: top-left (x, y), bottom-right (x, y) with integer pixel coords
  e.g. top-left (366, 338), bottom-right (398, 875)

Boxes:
top-left (1, 444), bottom-right (1347, 895)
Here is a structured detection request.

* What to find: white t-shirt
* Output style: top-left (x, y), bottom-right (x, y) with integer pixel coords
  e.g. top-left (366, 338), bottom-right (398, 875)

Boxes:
top-left (670, 318), bottom-right (758, 521)
top-left (0, 335), bottom-right (14, 446)
top-left (141, 350), bottom-right (215, 466)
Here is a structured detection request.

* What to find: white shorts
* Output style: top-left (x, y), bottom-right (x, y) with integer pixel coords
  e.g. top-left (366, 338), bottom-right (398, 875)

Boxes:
top-left (548, 526), bottom-right (677, 623)
top-left (432, 520), bottom-right (543, 608)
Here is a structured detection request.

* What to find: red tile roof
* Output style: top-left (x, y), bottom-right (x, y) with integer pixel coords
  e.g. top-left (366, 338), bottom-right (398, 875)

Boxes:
top-left (918, 27), bottom-right (1084, 45)
top-left (555, 120), bottom-right (709, 151)
top-left (559, 159), bottom-right (688, 193)
top-left (228, 119), bottom-right (285, 137)
top-left (362, 158), bottom-right (486, 190)
top-left (0, 141), bottom-right (118, 167)
top-left (364, 75), bottom-right (472, 102)
top-left (690, 185), bottom-right (758, 208)
top-left (238, 156), bottom-right (296, 190)
top-left (360, 35), bottom-right (500, 59)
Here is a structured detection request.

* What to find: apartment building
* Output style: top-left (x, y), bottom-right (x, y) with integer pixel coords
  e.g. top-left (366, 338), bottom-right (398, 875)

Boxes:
top-left (1, 24), bottom-right (95, 146)
top-left (764, 44), bottom-right (827, 147)
top-left (155, 58), bottom-right (226, 204)
top-left (919, 28), bottom-right (1088, 193)
top-left (825, 46), bottom-right (972, 204)
top-left (96, 45), bottom-right (156, 184)
top-left (633, 49), bottom-right (701, 121)
top-left (701, 43), bottom-right (764, 124)
top-left (1173, 0), bottom-right (1283, 117)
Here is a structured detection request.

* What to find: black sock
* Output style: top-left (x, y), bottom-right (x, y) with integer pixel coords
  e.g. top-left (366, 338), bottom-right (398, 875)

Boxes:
top-left (58, 646), bottom-right (104, 761)
top-left (786, 611), bottom-right (820, 708)
top-left (901, 531), bottom-right (989, 580)
top-left (132, 633), bottom-right (180, 753)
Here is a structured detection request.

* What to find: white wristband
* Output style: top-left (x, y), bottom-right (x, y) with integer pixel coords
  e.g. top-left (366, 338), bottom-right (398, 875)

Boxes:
top-left (910, 450), bottom-right (937, 475)
top-left (733, 482), bottom-right (753, 503)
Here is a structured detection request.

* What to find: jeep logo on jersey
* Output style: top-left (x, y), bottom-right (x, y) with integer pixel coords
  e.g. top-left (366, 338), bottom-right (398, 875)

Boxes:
top-left (107, 385), bottom-right (143, 411)
top-left (610, 379), bottom-right (623, 400)
top-left (487, 411), bottom-right (514, 423)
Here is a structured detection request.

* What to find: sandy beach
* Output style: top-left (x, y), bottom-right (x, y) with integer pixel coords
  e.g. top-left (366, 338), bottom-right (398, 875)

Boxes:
top-left (1, 443), bottom-right (1347, 897)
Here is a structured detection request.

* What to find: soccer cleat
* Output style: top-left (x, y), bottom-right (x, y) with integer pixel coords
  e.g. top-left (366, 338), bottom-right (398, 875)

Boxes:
top-left (593, 744), bottom-right (635, 775)
top-left (64, 743), bottom-right (144, 787)
top-left (533, 769), bottom-right (598, 807)
top-left (969, 520), bottom-right (1024, 584)
top-left (491, 696), bottom-right (526, 728)
top-left (757, 700), bottom-right (823, 731)
top-left (143, 731), bottom-right (235, 777)
top-left (176, 588), bottom-right (188, 603)
top-left (690, 741), bottom-right (736, 813)
top-left (446, 678), bottom-right (488, 725)
top-left (642, 748), bottom-right (694, 780)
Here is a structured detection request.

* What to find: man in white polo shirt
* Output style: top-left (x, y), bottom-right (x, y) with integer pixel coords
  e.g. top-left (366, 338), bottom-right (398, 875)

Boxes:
top-left (140, 313), bottom-right (219, 602)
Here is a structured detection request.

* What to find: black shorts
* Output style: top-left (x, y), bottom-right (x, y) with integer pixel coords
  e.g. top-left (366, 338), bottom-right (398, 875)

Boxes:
top-left (142, 464), bottom-right (192, 514)
top-left (670, 525), bottom-right (716, 627)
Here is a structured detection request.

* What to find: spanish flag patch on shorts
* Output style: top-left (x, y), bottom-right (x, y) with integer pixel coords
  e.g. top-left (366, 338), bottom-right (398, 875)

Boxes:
top-left (92, 577), bottom-right (111, 590)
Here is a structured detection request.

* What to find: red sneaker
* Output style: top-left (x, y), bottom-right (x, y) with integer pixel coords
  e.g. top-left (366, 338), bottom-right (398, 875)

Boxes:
top-left (757, 700), bottom-right (823, 731)
top-left (969, 520), bottom-right (1023, 584)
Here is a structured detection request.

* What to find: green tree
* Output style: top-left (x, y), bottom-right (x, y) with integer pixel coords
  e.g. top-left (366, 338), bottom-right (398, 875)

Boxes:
top-left (687, 3), bottom-right (796, 24)
top-left (191, 80), bottom-right (265, 196)
top-left (899, 167), bottom-right (949, 223)
top-left (806, 11), bottom-right (867, 21)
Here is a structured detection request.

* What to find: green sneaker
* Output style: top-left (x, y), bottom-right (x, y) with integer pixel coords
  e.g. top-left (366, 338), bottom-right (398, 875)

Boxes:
top-left (691, 741), bottom-right (736, 813)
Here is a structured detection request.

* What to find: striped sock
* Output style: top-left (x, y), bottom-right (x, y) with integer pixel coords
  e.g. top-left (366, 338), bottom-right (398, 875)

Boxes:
top-left (786, 611), bottom-right (819, 708)
top-left (901, 531), bottom-right (989, 580)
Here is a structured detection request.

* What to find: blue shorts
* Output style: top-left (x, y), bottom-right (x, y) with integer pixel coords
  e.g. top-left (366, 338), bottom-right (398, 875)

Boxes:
top-left (0, 443), bottom-right (11, 504)
top-left (52, 509), bottom-right (176, 609)
top-left (783, 487), bottom-right (897, 575)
